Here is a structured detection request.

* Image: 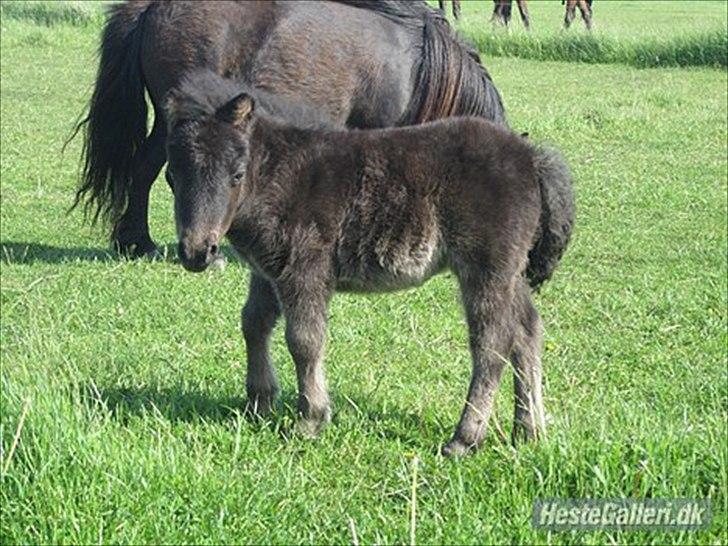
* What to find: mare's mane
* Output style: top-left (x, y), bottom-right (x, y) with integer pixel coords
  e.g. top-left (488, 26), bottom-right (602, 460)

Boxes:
top-left (331, 0), bottom-right (506, 124)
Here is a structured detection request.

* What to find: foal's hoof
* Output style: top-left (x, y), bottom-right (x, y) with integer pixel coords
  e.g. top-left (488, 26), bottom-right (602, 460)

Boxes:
top-left (295, 407), bottom-right (331, 438)
top-left (210, 253), bottom-right (227, 271)
top-left (441, 438), bottom-right (476, 458)
top-left (511, 422), bottom-right (543, 446)
top-left (295, 418), bottom-right (326, 438)
top-left (245, 391), bottom-right (277, 417)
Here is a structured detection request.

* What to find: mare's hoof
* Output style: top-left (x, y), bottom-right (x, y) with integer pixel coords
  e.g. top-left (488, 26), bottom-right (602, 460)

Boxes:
top-left (441, 438), bottom-right (476, 458)
top-left (114, 238), bottom-right (161, 260)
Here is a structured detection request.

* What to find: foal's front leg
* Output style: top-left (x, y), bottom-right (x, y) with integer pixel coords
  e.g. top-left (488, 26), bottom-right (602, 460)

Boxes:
top-left (279, 277), bottom-right (332, 436)
top-left (242, 274), bottom-right (282, 415)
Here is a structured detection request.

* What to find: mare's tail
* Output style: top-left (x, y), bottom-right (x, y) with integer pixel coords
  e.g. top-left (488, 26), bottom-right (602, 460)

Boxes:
top-left (70, 1), bottom-right (153, 227)
top-left (526, 147), bottom-right (575, 289)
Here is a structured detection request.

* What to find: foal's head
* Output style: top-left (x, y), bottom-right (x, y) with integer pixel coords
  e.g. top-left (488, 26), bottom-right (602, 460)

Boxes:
top-left (165, 73), bottom-right (256, 272)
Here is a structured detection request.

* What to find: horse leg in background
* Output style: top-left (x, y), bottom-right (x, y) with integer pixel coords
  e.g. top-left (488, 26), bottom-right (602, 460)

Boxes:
top-left (242, 274), bottom-right (282, 415)
top-left (510, 281), bottom-right (546, 444)
top-left (112, 113), bottom-right (166, 258)
top-left (491, 0), bottom-right (511, 28)
top-left (438, 0), bottom-right (461, 20)
top-left (452, 0), bottom-right (461, 20)
top-left (577, 0), bottom-right (593, 30)
top-left (280, 271), bottom-right (332, 436)
top-left (443, 269), bottom-right (516, 456)
top-left (564, 0), bottom-right (577, 29)
top-left (502, 0), bottom-right (513, 27)
top-left (516, 0), bottom-right (530, 30)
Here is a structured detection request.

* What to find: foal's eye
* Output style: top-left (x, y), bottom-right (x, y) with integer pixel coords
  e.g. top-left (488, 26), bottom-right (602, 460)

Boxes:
top-left (231, 171), bottom-right (245, 186)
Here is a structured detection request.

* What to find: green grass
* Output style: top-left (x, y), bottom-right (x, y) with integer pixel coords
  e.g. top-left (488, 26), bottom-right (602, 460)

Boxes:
top-left (436, 0), bottom-right (728, 68)
top-left (0, 0), bottom-right (105, 27)
top-left (1, 2), bottom-right (727, 544)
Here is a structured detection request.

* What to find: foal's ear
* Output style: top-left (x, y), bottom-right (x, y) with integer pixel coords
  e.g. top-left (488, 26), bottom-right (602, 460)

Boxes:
top-left (164, 89), bottom-right (183, 126)
top-left (218, 93), bottom-right (255, 128)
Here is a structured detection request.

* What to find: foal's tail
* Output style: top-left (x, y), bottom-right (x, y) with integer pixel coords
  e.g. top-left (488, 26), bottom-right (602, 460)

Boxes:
top-left (69, 1), bottom-right (153, 225)
top-left (527, 147), bottom-right (575, 289)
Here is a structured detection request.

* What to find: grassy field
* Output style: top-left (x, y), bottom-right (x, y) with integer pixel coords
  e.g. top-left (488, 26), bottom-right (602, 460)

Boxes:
top-left (445, 0), bottom-right (727, 68)
top-left (1, 1), bottom-right (727, 544)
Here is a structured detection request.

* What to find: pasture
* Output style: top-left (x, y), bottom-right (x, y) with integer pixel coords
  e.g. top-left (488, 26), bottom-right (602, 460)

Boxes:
top-left (1, 1), bottom-right (726, 544)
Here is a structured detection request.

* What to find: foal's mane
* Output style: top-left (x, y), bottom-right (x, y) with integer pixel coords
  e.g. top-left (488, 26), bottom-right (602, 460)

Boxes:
top-left (331, 0), bottom-right (506, 125)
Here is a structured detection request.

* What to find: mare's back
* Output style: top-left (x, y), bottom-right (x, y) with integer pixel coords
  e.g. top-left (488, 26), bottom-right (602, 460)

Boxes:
top-left (141, 1), bottom-right (417, 127)
top-left (141, 1), bottom-right (275, 104)
top-left (250, 1), bottom-right (417, 127)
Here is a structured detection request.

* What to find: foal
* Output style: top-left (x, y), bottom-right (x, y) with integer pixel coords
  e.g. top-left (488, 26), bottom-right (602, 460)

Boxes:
top-left (165, 72), bottom-right (574, 456)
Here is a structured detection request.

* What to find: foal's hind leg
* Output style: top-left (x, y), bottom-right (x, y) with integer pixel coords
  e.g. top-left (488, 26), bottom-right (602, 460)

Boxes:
top-left (443, 270), bottom-right (516, 457)
top-left (112, 114), bottom-right (166, 258)
top-left (242, 274), bottom-right (282, 415)
top-left (511, 282), bottom-right (546, 444)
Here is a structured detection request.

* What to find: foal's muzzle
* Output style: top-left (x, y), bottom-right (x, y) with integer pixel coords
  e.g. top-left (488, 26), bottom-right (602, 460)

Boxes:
top-left (178, 235), bottom-right (220, 272)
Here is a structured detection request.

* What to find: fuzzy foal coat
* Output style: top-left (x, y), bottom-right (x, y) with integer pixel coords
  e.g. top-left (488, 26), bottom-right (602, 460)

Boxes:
top-left (166, 73), bottom-right (574, 455)
top-left (228, 119), bottom-right (540, 294)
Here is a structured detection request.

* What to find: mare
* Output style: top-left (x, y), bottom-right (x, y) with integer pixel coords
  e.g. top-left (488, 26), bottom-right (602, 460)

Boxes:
top-left (564, 0), bottom-right (594, 30)
top-left (492, 0), bottom-right (531, 30)
top-left (72, 0), bottom-right (507, 257)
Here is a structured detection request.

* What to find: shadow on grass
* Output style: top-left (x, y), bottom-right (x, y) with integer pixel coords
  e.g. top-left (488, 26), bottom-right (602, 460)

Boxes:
top-left (0, 241), bottom-right (239, 265)
top-left (89, 384), bottom-right (252, 424)
top-left (83, 383), bottom-right (449, 447)
top-left (1, 241), bottom-right (117, 264)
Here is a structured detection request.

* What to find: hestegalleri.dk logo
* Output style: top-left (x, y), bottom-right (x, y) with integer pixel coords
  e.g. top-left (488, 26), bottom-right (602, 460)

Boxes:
top-left (532, 498), bottom-right (712, 531)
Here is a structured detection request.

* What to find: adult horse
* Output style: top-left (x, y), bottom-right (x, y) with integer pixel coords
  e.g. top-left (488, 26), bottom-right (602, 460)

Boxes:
top-left (492, 0), bottom-right (530, 30)
top-left (73, 0), bottom-right (507, 257)
top-left (437, 0), bottom-right (461, 20)
top-left (563, 0), bottom-right (593, 30)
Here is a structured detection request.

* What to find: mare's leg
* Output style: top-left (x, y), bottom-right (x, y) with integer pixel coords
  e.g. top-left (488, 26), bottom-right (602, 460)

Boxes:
top-left (112, 112), bottom-right (166, 258)
top-left (242, 274), bottom-right (282, 415)
top-left (280, 274), bottom-right (332, 436)
top-left (511, 281), bottom-right (546, 444)
top-left (577, 0), bottom-right (593, 30)
top-left (517, 0), bottom-right (530, 30)
top-left (564, 0), bottom-right (577, 29)
top-left (443, 268), bottom-right (516, 456)
top-left (452, 0), bottom-right (461, 19)
top-left (438, 0), bottom-right (446, 13)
